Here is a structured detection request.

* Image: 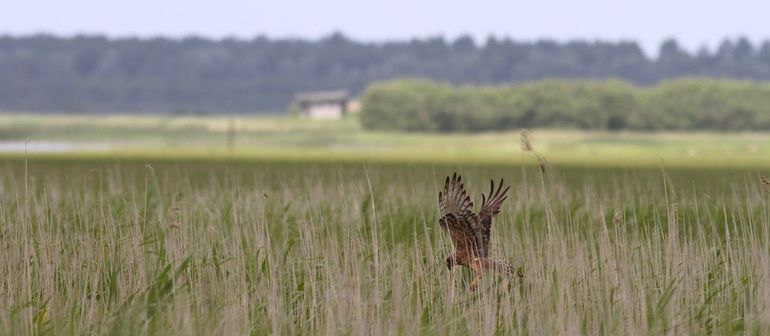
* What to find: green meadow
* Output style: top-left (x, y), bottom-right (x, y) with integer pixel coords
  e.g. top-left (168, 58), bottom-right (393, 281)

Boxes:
top-left (4, 113), bottom-right (770, 168)
top-left (2, 114), bottom-right (770, 334)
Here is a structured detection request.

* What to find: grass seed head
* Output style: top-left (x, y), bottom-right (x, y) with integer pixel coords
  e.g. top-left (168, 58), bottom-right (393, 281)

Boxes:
top-left (538, 156), bottom-right (548, 174)
top-left (520, 130), bottom-right (533, 152)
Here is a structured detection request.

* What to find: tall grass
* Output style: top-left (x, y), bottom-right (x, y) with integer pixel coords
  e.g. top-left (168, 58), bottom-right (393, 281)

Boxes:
top-left (0, 159), bottom-right (769, 334)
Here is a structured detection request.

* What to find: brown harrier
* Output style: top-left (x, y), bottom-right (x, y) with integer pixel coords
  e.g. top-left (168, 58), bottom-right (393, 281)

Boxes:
top-left (438, 173), bottom-right (514, 290)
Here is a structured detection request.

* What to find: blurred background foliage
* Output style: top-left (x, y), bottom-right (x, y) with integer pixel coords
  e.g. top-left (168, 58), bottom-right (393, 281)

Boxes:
top-left (360, 78), bottom-right (770, 132)
top-left (2, 34), bottom-right (770, 114)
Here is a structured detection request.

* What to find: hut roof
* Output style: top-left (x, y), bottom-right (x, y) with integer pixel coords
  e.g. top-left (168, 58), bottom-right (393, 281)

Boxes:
top-left (293, 90), bottom-right (348, 103)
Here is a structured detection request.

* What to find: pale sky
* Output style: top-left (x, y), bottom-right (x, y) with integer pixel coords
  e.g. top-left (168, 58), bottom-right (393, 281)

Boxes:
top-left (1, 0), bottom-right (767, 56)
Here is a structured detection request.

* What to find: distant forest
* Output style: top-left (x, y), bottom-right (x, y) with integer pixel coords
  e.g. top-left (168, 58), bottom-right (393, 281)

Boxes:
top-left (2, 33), bottom-right (770, 114)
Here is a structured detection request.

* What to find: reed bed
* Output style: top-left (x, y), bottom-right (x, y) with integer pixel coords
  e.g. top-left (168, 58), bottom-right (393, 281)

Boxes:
top-left (0, 159), bottom-right (768, 335)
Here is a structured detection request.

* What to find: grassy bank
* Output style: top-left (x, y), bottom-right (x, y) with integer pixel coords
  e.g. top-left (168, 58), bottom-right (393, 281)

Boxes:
top-left (3, 113), bottom-right (770, 168)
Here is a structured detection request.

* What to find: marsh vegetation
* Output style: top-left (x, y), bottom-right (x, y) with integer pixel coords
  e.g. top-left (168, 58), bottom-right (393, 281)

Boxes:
top-left (1, 159), bottom-right (768, 334)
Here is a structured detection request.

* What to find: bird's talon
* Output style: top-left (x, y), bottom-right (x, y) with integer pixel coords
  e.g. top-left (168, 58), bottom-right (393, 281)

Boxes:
top-left (469, 278), bottom-right (481, 291)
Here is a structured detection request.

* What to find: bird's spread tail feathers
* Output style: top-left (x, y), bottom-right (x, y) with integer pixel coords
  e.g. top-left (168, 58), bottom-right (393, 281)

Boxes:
top-left (468, 257), bottom-right (520, 291)
top-left (479, 258), bottom-right (517, 279)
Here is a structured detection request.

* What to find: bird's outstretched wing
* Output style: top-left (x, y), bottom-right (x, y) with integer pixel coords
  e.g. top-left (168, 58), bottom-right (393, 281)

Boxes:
top-left (476, 179), bottom-right (510, 257)
top-left (438, 173), bottom-right (479, 259)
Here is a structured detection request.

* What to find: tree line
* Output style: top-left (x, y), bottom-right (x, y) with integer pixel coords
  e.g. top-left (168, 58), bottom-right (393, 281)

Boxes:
top-left (2, 34), bottom-right (770, 113)
top-left (359, 78), bottom-right (770, 132)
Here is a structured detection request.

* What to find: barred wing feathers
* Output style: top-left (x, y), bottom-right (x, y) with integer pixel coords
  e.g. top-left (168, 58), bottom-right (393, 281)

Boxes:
top-left (476, 179), bottom-right (510, 257)
top-left (438, 173), bottom-right (479, 258)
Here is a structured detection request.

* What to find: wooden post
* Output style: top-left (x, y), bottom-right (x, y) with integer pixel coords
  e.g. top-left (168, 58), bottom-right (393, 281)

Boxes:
top-left (227, 118), bottom-right (236, 155)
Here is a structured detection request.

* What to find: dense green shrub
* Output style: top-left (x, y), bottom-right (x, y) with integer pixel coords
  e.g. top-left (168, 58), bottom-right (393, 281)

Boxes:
top-left (360, 78), bottom-right (770, 132)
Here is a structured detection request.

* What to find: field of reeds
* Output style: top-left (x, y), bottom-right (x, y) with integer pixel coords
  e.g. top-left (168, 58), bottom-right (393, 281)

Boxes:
top-left (1, 157), bottom-right (769, 335)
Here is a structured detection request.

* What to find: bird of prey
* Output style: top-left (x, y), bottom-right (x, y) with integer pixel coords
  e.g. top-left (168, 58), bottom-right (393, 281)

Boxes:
top-left (438, 173), bottom-right (514, 290)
